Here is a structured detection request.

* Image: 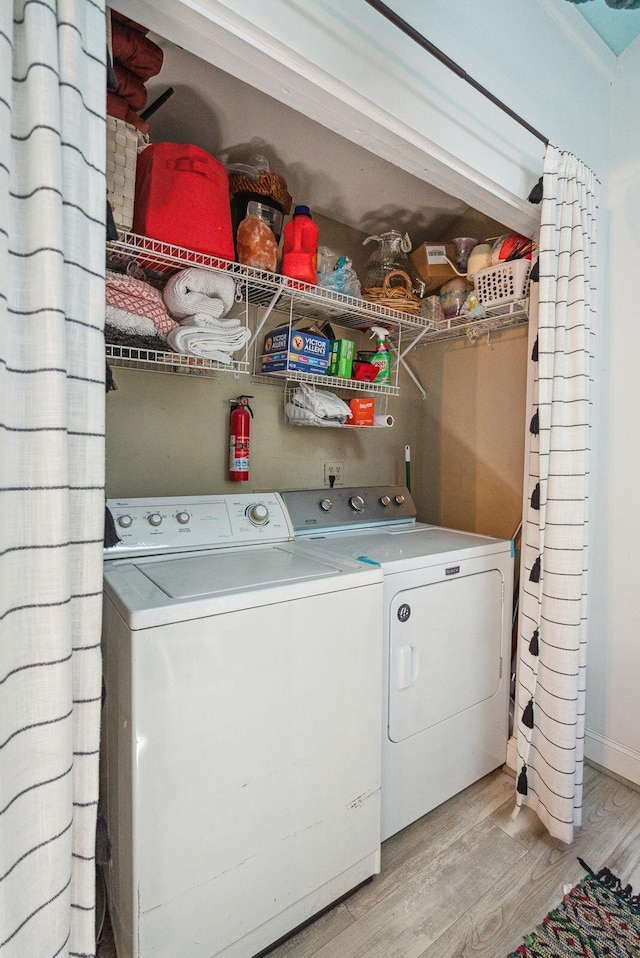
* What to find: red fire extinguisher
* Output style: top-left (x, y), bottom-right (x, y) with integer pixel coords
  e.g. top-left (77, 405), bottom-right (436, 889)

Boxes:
top-left (229, 395), bottom-right (254, 481)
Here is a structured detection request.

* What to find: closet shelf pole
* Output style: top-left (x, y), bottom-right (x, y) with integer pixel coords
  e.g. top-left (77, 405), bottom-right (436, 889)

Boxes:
top-left (363, 0), bottom-right (549, 147)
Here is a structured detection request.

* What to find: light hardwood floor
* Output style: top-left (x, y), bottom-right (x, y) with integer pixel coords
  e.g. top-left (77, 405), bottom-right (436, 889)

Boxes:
top-left (97, 764), bottom-right (640, 958)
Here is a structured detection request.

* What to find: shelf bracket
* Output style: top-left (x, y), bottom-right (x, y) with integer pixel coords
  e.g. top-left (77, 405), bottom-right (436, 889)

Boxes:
top-left (390, 341), bottom-right (426, 400)
top-left (246, 278), bottom-right (288, 350)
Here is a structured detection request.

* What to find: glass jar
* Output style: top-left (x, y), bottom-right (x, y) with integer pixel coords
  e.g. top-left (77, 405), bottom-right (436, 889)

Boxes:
top-left (362, 231), bottom-right (412, 287)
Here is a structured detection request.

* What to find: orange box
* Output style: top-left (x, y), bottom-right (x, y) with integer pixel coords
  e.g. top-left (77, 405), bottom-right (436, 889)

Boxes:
top-left (346, 397), bottom-right (374, 426)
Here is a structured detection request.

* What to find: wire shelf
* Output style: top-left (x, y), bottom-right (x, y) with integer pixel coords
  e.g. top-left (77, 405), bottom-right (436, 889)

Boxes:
top-left (253, 367), bottom-right (399, 396)
top-left (419, 300), bottom-right (529, 344)
top-left (283, 384), bottom-right (391, 428)
top-left (106, 232), bottom-right (434, 337)
top-left (105, 343), bottom-right (250, 378)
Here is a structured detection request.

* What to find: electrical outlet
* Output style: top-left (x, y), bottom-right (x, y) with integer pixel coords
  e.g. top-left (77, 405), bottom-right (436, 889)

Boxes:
top-left (324, 461), bottom-right (343, 487)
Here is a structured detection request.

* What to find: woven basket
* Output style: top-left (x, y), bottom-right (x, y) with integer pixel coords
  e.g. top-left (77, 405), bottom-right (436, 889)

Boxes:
top-left (228, 170), bottom-right (293, 214)
top-left (361, 269), bottom-right (421, 315)
top-left (106, 116), bottom-right (137, 231)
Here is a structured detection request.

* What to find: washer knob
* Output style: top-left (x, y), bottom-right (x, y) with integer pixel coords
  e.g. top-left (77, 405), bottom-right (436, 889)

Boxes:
top-left (394, 494), bottom-right (406, 506)
top-left (380, 495), bottom-right (391, 507)
top-left (176, 512), bottom-right (190, 525)
top-left (117, 514), bottom-right (133, 529)
top-left (148, 513), bottom-right (162, 527)
top-left (247, 503), bottom-right (269, 526)
top-left (320, 498), bottom-right (333, 512)
top-left (349, 495), bottom-right (365, 513)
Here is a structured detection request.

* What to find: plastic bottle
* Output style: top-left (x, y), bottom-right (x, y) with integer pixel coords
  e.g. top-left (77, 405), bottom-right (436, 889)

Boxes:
top-left (369, 326), bottom-right (391, 384)
top-left (281, 205), bottom-right (319, 284)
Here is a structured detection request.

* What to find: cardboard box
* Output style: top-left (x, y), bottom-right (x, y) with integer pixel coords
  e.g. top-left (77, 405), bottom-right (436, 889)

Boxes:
top-left (346, 397), bottom-right (375, 426)
top-left (410, 242), bottom-right (456, 294)
top-left (327, 338), bottom-right (355, 379)
top-left (261, 325), bottom-right (330, 374)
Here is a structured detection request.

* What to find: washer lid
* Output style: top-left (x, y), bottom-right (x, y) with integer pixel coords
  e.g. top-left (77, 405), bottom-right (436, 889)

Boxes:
top-left (140, 545), bottom-right (346, 598)
top-left (103, 541), bottom-right (381, 628)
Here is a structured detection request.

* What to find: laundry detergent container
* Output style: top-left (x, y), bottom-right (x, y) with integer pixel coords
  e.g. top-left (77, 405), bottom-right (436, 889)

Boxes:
top-left (133, 143), bottom-right (235, 260)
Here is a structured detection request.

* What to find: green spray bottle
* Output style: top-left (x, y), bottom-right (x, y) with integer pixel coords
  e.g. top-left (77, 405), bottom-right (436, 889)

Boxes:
top-left (369, 326), bottom-right (391, 384)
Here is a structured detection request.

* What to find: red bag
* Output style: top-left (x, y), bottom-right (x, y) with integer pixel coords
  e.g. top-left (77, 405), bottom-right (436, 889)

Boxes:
top-left (133, 143), bottom-right (235, 261)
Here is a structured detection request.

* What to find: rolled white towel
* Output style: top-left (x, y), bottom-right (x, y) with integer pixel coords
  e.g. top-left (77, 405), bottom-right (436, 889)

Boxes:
top-left (163, 268), bottom-right (236, 319)
top-left (167, 324), bottom-right (251, 364)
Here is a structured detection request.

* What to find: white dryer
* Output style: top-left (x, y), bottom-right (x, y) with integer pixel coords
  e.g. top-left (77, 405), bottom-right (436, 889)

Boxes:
top-left (101, 492), bottom-right (383, 958)
top-left (282, 486), bottom-right (514, 841)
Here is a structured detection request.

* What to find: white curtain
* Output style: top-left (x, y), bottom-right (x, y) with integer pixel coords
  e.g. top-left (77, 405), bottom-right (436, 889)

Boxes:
top-left (514, 146), bottom-right (598, 844)
top-left (0, 2), bottom-right (106, 956)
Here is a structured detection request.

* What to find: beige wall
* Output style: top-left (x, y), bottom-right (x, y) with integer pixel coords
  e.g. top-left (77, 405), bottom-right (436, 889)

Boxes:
top-left (410, 324), bottom-right (528, 540)
top-left (105, 322), bottom-right (528, 541)
top-left (105, 366), bottom-right (423, 497)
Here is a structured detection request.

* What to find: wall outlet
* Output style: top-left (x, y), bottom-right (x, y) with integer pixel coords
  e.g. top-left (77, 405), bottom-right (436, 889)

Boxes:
top-left (324, 461), bottom-right (343, 486)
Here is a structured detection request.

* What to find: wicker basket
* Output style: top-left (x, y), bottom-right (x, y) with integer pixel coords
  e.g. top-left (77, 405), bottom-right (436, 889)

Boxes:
top-left (106, 116), bottom-right (138, 231)
top-left (228, 170), bottom-right (293, 214)
top-left (361, 269), bottom-right (421, 315)
top-left (473, 258), bottom-right (531, 308)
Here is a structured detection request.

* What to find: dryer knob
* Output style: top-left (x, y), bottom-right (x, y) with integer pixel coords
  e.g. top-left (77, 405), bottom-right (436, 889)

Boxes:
top-left (394, 494), bottom-right (406, 506)
top-left (148, 513), bottom-right (162, 527)
top-left (349, 495), bottom-right (365, 513)
top-left (380, 495), bottom-right (391, 507)
top-left (176, 512), bottom-right (190, 525)
top-left (247, 503), bottom-right (269, 526)
top-left (117, 514), bottom-right (133, 529)
top-left (320, 499), bottom-right (333, 512)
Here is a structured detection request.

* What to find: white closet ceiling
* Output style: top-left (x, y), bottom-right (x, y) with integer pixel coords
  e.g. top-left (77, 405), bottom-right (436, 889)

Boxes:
top-left (144, 35), bottom-right (508, 244)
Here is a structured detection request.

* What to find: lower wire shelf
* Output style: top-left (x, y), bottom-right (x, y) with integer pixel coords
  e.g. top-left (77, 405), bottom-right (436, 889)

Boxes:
top-left (105, 343), bottom-right (250, 378)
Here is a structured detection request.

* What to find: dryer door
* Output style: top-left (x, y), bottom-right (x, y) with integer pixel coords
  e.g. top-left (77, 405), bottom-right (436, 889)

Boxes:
top-left (388, 569), bottom-right (504, 742)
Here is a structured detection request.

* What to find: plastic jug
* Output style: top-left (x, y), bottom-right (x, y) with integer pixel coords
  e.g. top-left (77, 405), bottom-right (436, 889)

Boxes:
top-left (281, 206), bottom-right (319, 284)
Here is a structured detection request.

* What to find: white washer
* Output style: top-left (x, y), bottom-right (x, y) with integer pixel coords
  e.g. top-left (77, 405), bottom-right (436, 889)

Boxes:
top-left (101, 493), bottom-right (383, 958)
top-left (282, 486), bottom-right (514, 841)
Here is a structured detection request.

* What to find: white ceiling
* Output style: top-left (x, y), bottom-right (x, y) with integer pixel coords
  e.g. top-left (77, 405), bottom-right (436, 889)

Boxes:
top-left (572, 1), bottom-right (640, 54)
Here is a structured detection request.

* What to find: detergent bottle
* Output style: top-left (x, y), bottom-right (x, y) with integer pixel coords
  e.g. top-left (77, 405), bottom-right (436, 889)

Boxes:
top-left (281, 205), bottom-right (319, 284)
top-left (369, 326), bottom-right (391, 384)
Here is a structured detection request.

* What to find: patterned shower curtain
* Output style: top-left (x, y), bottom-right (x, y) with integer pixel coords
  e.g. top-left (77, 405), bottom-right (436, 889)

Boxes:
top-left (514, 146), bottom-right (598, 844)
top-left (0, 2), bottom-right (106, 955)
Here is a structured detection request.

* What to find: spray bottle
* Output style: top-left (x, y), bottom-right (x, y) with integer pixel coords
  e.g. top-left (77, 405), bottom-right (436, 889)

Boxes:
top-left (369, 326), bottom-right (391, 384)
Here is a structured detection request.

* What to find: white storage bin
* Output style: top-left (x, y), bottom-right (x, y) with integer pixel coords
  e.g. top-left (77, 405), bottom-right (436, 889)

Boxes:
top-left (473, 258), bottom-right (531, 308)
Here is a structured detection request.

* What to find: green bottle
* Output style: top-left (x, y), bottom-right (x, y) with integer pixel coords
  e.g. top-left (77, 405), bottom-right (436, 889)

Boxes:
top-left (369, 326), bottom-right (391, 383)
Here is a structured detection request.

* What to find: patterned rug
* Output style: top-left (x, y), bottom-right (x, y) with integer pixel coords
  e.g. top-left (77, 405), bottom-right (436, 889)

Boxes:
top-left (508, 861), bottom-right (640, 957)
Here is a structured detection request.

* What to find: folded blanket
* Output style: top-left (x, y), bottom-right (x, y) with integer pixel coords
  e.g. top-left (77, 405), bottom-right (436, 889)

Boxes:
top-left (180, 314), bottom-right (242, 331)
top-left (111, 19), bottom-right (163, 81)
top-left (106, 270), bottom-right (178, 336)
top-left (113, 61), bottom-right (147, 112)
top-left (163, 268), bottom-right (236, 320)
top-left (167, 324), bottom-right (251, 364)
top-left (106, 304), bottom-right (159, 337)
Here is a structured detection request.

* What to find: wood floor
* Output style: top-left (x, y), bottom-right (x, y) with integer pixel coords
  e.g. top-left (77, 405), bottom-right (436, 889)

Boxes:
top-left (97, 763), bottom-right (640, 958)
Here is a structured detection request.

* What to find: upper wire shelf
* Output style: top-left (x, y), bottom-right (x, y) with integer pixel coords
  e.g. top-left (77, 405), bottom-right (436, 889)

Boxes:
top-left (106, 232), bottom-right (433, 337)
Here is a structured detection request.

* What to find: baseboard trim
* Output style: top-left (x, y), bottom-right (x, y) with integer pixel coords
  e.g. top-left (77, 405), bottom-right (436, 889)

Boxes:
top-left (585, 728), bottom-right (640, 787)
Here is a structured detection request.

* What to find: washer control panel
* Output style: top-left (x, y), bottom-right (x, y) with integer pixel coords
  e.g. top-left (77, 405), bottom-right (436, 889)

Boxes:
top-left (282, 486), bottom-right (416, 534)
top-left (105, 493), bottom-right (293, 558)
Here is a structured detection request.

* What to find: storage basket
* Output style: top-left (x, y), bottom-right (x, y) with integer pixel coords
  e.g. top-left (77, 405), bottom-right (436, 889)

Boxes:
top-left (228, 170), bottom-right (293, 215)
top-left (106, 115), bottom-right (138, 231)
top-left (473, 258), bottom-right (531, 308)
top-left (361, 269), bottom-right (421, 315)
